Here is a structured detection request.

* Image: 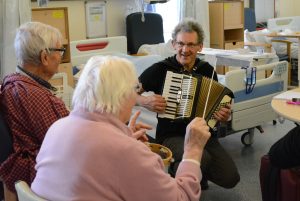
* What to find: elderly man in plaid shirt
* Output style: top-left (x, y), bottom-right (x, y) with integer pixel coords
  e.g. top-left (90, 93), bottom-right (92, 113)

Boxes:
top-left (0, 22), bottom-right (69, 201)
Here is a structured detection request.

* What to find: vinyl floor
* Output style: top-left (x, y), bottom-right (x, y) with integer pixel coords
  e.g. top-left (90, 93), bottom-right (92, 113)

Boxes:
top-left (200, 120), bottom-right (296, 201)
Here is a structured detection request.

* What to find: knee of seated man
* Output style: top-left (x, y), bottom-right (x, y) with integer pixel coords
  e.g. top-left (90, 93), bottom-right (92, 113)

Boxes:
top-left (219, 172), bottom-right (240, 189)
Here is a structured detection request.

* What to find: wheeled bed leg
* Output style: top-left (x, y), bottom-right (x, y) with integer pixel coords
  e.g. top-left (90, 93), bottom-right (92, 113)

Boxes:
top-left (241, 128), bottom-right (255, 146)
top-left (255, 125), bottom-right (264, 133)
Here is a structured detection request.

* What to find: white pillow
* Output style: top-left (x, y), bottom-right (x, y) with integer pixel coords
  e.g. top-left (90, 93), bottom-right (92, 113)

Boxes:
top-left (244, 29), bottom-right (277, 53)
top-left (137, 39), bottom-right (176, 58)
top-left (250, 29), bottom-right (272, 44)
top-left (244, 29), bottom-right (255, 43)
top-left (272, 41), bottom-right (299, 59)
top-left (244, 29), bottom-right (257, 52)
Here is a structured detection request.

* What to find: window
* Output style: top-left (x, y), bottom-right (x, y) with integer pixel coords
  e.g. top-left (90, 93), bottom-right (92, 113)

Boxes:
top-left (146, 0), bottom-right (180, 41)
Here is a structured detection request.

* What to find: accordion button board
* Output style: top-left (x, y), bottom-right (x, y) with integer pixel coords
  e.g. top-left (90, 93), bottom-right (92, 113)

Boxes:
top-left (158, 71), bottom-right (233, 129)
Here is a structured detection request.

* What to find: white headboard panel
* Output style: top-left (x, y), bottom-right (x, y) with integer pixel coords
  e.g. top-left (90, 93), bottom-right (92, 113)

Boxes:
top-left (70, 36), bottom-right (127, 66)
top-left (268, 16), bottom-right (300, 32)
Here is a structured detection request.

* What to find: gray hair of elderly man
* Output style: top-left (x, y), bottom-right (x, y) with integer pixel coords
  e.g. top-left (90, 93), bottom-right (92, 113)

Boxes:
top-left (72, 55), bottom-right (138, 115)
top-left (171, 18), bottom-right (205, 45)
top-left (14, 21), bottom-right (63, 67)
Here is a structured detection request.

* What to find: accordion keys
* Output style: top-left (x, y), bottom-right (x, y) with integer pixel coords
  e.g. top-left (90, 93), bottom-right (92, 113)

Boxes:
top-left (159, 71), bottom-right (233, 129)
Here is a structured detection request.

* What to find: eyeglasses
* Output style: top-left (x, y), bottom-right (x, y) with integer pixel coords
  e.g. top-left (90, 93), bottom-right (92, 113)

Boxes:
top-left (134, 83), bottom-right (142, 93)
top-left (47, 47), bottom-right (66, 57)
top-left (175, 41), bottom-right (200, 49)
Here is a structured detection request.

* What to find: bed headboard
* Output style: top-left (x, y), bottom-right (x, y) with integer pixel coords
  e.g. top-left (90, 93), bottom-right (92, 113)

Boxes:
top-left (70, 37), bottom-right (165, 79)
top-left (268, 16), bottom-right (300, 32)
top-left (70, 36), bottom-right (127, 66)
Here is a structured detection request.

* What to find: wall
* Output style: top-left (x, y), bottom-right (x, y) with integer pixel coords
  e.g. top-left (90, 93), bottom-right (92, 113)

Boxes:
top-left (106, 0), bottom-right (139, 37)
top-left (277, 0), bottom-right (300, 17)
top-left (31, 0), bottom-right (300, 42)
top-left (31, 0), bottom-right (142, 41)
top-left (253, 0), bottom-right (300, 22)
top-left (244, 0), bottom-right (249, 8)
top-left (32, 1), bottom-right (86, 40)
top-left (255, 0), bottom-right (274, 22)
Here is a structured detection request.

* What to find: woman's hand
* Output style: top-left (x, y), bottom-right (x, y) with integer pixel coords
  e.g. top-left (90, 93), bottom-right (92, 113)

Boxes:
top-left (128, 110), bottom-right (152, 142)
top-left (183, 117), bottom-right (211, 161)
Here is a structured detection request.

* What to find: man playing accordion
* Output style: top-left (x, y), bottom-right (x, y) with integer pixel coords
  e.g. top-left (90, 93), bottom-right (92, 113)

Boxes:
top-left (136, 18), bottom-right (240, 190)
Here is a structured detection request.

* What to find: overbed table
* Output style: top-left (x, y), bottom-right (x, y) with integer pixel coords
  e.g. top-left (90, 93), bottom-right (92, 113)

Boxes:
top-left (271, 88), bottom-right (300, 123)
top-left (267, 33), bottom-right (300, 86)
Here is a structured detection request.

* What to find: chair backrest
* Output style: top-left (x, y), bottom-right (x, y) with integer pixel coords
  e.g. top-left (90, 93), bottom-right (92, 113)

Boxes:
top-left (0, 113), bottom-right (13, 163)
top-left (15, 181), bottom-right (46, 201)
top-left (126, 12), bottom-right (164, 54)
top-left (244, 8), bottom-right (256, 32)
top-left (260, 155), bottom-right (300, 201)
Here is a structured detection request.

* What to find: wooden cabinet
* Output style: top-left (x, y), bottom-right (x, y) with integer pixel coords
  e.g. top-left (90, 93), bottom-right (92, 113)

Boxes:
top-left (31, 7), bottom-right (71, 63)
top-left (209, 1), bottom-right (244, 50)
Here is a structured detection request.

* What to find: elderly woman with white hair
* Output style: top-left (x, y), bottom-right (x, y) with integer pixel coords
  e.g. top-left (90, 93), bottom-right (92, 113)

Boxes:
top-left (0, 21), bottom-right (69, 200)
top-left (31, 55), bottom-right (211, 201)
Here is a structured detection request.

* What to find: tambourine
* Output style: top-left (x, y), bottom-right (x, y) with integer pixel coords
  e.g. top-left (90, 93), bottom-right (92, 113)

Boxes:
top-left (146, 143), bottom-right (173, 172)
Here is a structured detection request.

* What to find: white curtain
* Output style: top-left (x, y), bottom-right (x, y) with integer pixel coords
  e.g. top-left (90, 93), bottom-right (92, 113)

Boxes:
top-left (179, 0), bottom-right (210, 48)
top-left (0, 0), bottom-right (31, 79)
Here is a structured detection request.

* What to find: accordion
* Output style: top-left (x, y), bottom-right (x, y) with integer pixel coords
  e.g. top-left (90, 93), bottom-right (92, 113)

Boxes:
top-left (158, 71), bottom-right (234, 129)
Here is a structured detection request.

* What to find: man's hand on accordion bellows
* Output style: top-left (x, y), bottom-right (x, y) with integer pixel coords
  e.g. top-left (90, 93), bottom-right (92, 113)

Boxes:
top-left (142, 94), bottom-right (167, 113)
top-left (214, 104), bottom-right (232, 122)
top-left (183, 117), bottom-right (211, 162)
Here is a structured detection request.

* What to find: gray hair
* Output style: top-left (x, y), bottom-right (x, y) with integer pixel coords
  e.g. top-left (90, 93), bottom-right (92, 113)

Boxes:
top-left (172, 18), bottom-right (204, 44)
top-left (72, 55), bottom-right (138, 115)
top-left (14, 21), bottom-right (63, 66)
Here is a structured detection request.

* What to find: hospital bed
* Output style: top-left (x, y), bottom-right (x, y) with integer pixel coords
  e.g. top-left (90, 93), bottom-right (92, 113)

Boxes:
top-left (244, 16), bottom-right (300, 87)
top-left (70, 36), bottom-right (162, 138)
top-left (244, 16), bottom-right (300, 59)
top-left (224, 61), bottom-right (288, 145)
top-left (268, 16), bottom-right (300, 33)
top-left (200, 48), bottom-right (287, 145)
top-left (70, 36), bottom-right (288, 146)
top-left (267, 16), bottom-right (300, 69)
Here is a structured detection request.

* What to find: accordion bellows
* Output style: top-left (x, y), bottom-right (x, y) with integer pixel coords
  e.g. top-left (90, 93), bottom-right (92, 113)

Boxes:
top-left (158, 71), bottom-right (234, 129)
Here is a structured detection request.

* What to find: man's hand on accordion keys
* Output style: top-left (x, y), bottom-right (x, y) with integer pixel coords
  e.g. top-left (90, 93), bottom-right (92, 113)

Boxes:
top-left (213, 103), bottom-right (232, 123)
top-left (142, 94), bottom-right (167, 114)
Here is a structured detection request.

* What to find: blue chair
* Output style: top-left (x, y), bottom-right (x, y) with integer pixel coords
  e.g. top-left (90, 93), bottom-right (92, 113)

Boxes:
top-left (244, 8), bottom-right (256, 32)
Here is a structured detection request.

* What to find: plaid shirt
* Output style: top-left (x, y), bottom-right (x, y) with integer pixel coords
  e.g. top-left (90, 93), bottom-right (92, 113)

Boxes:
top-left (0, 73), bottom-right (69, 192)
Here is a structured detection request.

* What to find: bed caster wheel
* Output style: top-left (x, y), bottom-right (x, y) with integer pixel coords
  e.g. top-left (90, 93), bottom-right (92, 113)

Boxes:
top-left (241, 132), bottom-right (254, 146)
top-left (273, 120), bottom-right (277, 125)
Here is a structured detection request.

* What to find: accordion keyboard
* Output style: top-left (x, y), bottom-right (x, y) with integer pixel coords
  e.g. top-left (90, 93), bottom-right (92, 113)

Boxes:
top-left (177, 75), bottom-right (197, 118)
top-left (158, 71), bottom-right (233, 129)
top-left (159, 71), bottom-right (197, 119)
top-left (159, 71), bottom-right (182, 119)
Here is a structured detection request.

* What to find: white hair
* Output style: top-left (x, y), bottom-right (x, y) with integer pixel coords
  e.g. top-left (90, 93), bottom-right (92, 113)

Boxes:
top-left (14, 21), bottom-right (63, 66)
top-left (72, 55), bottom-right (138, 115)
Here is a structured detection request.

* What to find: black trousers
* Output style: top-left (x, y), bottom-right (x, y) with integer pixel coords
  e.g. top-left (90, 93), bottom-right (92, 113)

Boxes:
top-left (0, 181), bottom-right (3, 200)
top-left (163, 136), bottom-right (240, 188)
